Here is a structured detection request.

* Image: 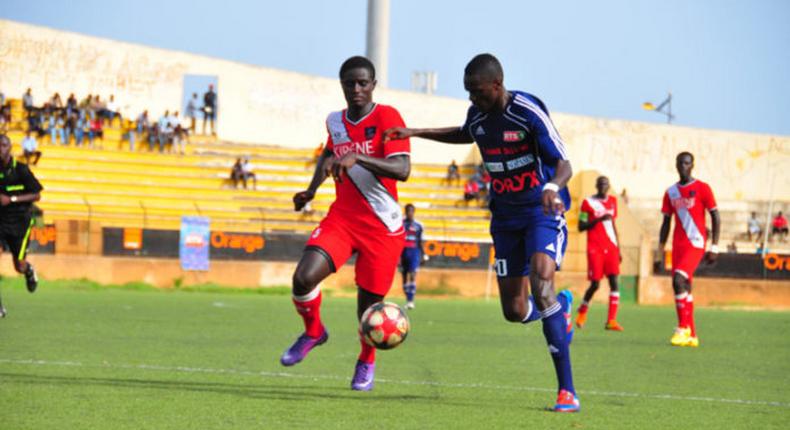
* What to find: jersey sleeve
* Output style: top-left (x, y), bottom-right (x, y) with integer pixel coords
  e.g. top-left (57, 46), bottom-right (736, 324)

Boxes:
top-left (579, 199), bottom-right (591, 222)
top-left (20, 164), bottom-right (43, 194)
top-left (514, 95), bottom-right (568, 164)
top-left (661, 191), bottom-right (671, 215)
top-left (702, 183), bottom-right (717, 211)
top-left (381, 107), bottom-right (410, 158)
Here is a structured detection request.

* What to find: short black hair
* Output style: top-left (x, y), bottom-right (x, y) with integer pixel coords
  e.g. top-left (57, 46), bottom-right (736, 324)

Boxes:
top-left (464, 53), bottom-right (504, 82)
top-left (405, 203), bottom-right (415, 211)
top-left (677, 151), bottom-right (694, 163)
top-left (596, 175), bottom-right (609, 183)
top-left (339, 56), bottom-right (376, 80)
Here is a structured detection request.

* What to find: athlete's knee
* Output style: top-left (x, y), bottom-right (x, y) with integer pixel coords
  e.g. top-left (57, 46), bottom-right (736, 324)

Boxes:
top-left (671, 274), bottom-right (688, 295)
top-left (587, 281), bottom-right (600, 293)
top-left (608, 276), bottom-right (619, 292)
top-left (292, 269), bottom-right (318, 296)
top-left (501, 302), bottom-right (525, 323)
top-left (530, 276), bottom-right (555, 310)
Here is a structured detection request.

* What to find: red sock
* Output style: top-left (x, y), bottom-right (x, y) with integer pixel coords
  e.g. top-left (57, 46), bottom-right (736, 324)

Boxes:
top-left (577, 301), bottom-right (589, 314)
top-left (607, 292), bottom-right (620, 322)
top-left (674, 293), bottom-right (689, 328)
top-left (687, 294), bottom-right (696, 337)
top-left (358, 330), bottom-right (376, 364)
top-left (292, 288), bottom-right (324, 338)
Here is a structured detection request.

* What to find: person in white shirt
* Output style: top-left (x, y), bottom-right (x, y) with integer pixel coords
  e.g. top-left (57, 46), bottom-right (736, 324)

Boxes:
top-left (22, 131), bottom-right (41, 165)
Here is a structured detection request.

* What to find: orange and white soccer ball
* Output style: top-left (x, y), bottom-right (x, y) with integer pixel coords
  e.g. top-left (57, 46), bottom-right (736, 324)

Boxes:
top-left (360, 302), bottom-right (410, 350)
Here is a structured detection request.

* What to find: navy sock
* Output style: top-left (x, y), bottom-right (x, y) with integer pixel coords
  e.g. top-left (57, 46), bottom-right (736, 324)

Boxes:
top-left (404, 283), bottom-right (416, 302)
top-left (541, 302), bottom-right (575, 394)
top-left (521, 295), bottom-right (541, 324)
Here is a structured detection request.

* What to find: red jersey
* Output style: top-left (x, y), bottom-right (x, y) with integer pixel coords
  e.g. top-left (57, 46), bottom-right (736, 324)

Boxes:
top-left (325, 104), bottom-right (410, 233)
top-left (580, 195), bottom-right (618, 251)
top-left (661, 179), bottom-right (717, 250)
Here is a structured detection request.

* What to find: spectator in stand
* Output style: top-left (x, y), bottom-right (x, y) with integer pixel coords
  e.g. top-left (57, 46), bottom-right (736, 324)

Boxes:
top-left (620, 188), bottom-right (629, 204)
top-left (771, 211), bottom-right (788, 243)
top-left (0, 90), bottom-right (5, 109)
top-left (747, 211), bottom-right (762, 242)
top-left (90, 95), bottom-right (104, 120)
top-left (74, 111), bottom-right (87, 146)
top-left (147, 121), bottom-right (159, 151)
top-left (27, 108), bottom-right (45, 137)
top-left (460, 179), bottom-right (481, 207)
top-left (445, 160), bottom-right (461, 187)
top-left (103, 94), bottom-right (121, 126)
top-left (202, 84), bottom-right (217, 136)
top-left (79, 94), bottom-right (92, 110)
top-left (22, 131), bottom-right (41, 165)
top-left (23, 88), bottom-right (34, 117)
top-left (726, 242), bottom-right (738, 254)
top-left (136, 110), bottom-right (149, 140)
top-left (50, 93), bottom-right (63, 114)
top-left (240, 157), bottom-right (256, 189)
top-left (186, 92), bottom-right (199, 133)
top-left (64, 111), bottom-right (77, 146)
top-left (230, 158), bottom-right (243, 188)
top-left (66, 93), bottom-right (78, 117)
top-left (158, 110), bottom-right (172, 153)
top-left (171, 111), bottom-right (187, 154)
top-left (48, 113), bottom-right (66, 145)
top-left (122, 119), bottom-right (136, 151)
top-left (88, 114), bottom-right (104, 148)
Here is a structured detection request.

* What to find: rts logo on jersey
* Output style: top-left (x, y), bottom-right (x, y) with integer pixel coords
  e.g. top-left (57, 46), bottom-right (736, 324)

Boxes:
top-left (503, 131), bottom-right (526, 142)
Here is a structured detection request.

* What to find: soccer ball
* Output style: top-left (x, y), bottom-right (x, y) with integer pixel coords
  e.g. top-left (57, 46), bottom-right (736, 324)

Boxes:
top-left (360, 302), bottom-right (410, 350)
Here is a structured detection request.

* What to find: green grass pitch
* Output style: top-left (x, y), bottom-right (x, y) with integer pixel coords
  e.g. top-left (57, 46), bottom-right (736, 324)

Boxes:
top-left (1, 279), bottom-right (788, 429)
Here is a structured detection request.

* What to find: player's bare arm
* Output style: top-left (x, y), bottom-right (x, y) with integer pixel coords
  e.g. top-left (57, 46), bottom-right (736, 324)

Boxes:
top-left (293, 147), bottom-right (334, 211)
top-left (541, 159), bottom-right (572, 215)
top-left (705, 209), bottom-right (721, 264)
top-left (385, 126), bottom-right (473, 144)
top-left (657, 214), bottom-right (672, 262)
top-left (328, 152), bottom-right (410, 183)
top-left (0, 192), bottom-right (41, 206)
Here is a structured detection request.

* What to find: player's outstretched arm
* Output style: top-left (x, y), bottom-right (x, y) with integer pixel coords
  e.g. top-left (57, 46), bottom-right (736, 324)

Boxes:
top-left (293, 148), bottom-right (333, 211)
top-left (706, 209), bottom-right (721, 263)
top-left (385, 127), bottom-right (474, 144)
top-left (541, 160), bottom-right (572, 215)
top-left (0, 192), bottom-right (41, 206)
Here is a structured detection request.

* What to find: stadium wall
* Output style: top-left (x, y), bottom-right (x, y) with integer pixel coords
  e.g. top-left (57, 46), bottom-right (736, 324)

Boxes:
top-left (1, 19), bottom-right (788, 203)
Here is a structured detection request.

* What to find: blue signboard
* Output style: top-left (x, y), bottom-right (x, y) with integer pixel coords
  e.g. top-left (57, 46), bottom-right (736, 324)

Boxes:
top-left (179, 216), bottom-right (210, 271)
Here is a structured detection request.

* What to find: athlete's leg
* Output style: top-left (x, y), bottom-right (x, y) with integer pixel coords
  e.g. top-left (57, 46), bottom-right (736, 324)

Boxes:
top-left (605, 275), bottom-right (623, 330)
top-left (497, 276), bottom-right (539, 323)
top-left (531, 252), bottom-right (575, 397)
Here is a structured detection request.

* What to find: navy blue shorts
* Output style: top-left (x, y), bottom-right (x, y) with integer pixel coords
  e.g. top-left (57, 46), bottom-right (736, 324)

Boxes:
top-left (400, 248), bottom-right (421, 273)
top-left (490, 206), bottom-right (567, 278)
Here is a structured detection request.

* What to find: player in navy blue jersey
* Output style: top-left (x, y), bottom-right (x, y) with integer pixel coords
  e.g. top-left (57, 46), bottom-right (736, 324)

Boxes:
top-left (385, 54), bottom-right (579, 412)
top-left (400, 203), bottom-right (424, 309)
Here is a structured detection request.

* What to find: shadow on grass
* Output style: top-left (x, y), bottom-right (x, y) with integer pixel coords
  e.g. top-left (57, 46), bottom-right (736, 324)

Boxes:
top-left (0, 371), bottom-right (482, 406)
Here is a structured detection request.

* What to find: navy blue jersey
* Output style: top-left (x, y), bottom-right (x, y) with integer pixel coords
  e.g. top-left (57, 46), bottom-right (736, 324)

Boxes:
top-left (403, 219), bottom-right (423, 251)
top-left (461, 91), bottom-right (571, 224)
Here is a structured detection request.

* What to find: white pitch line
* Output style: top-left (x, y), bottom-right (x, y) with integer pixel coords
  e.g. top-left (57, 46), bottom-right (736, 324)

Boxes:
top-left (1, 358), bottom-right (787, 408)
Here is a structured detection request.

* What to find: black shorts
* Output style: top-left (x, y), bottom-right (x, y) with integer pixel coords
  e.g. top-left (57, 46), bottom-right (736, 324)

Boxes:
top-left (0, 217), bottom-right (34, 260)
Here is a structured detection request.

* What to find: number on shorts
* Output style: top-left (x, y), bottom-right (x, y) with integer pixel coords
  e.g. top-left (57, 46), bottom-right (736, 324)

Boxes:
top-left (494, 258), bottom-right (508, 277)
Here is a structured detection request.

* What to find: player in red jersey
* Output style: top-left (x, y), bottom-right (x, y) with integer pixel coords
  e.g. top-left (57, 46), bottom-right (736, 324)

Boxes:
top-left (658, 152), bottom-right (720, 347)
top-left (279, 56), bottom-right (411, 391)
top-left (576, 176), bottom-right (623, 331)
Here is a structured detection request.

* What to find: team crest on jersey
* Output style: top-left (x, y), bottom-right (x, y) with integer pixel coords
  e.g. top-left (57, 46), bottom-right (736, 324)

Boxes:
top-left (365, 126), bottom-right (377, 139)
top-left (503, 131), bottom-right (526, 142)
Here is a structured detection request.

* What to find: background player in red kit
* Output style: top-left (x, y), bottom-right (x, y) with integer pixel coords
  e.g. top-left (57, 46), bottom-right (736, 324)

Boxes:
top-left (658, 152), bottom-right (720, 348)
top-left (576, 176), bottom-right (623, 331)
top-left (280, 56), bottom-right (411, 391)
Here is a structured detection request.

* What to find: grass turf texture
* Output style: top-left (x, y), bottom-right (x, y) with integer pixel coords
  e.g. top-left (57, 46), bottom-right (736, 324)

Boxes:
top-left (1, 279), bottom-right (788, 429)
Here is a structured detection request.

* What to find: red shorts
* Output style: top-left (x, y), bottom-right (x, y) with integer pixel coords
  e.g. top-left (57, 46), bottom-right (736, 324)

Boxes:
top-left (305, 212), bottom-right (405, 296)
top-left (587, 246), bottom-right (620, 281)
top-left (671, 246), bottom-right (705, 283)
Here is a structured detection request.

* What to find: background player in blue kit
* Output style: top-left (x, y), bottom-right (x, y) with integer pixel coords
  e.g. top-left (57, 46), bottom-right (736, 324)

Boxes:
top-left (400, 203), bottom-right (424, 309)
top-left (386, 53), bottom-right (579, 412)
